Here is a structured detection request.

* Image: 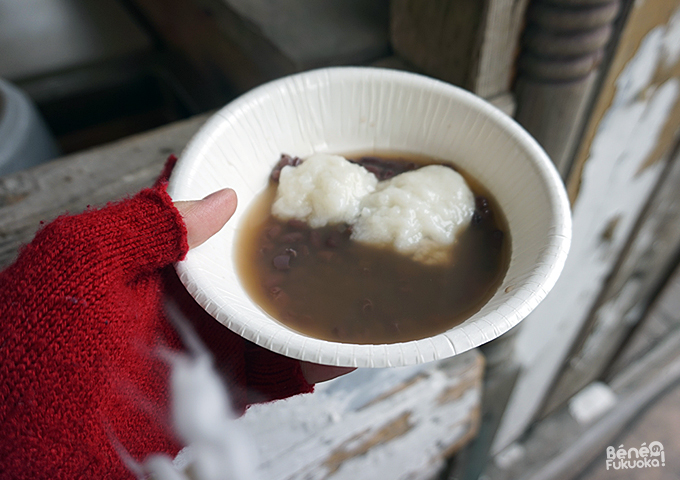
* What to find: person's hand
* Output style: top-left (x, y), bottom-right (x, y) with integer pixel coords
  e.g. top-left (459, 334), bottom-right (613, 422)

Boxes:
top-left (174, 188), bottom-right (356, 384)
top-left (174, 188), bottom-right (238, 249)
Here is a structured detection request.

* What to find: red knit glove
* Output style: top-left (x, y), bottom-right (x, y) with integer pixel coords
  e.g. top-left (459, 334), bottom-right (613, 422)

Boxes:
top-left (0, 161), bottom-right (312, 479)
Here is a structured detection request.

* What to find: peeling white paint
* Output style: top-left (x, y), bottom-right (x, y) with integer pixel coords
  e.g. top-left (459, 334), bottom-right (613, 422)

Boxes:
top-left (615, 27), bottom-right (664, 106)
top-left (568, 381), bottom-right (617, 425)
top-left (493, 8), bottom-right (680, 452)
top-left (662, 7), bottom-right (680, 68)
top-left (237, 354), bottom-right (481, 479)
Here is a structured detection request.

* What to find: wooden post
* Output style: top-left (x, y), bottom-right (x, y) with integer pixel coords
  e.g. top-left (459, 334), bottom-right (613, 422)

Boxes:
top-left (390, 0), bottom-right (531, 104)
top-left (514, 0), bottom-right (622, 177)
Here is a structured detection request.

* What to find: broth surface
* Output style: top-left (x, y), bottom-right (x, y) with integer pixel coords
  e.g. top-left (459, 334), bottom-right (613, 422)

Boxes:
top-left (235, 154), bottom-right (510, 344)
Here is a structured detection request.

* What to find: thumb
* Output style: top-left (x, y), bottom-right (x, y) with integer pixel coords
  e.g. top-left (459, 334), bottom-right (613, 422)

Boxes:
top-left (175, 188), bottom-right (238, 249)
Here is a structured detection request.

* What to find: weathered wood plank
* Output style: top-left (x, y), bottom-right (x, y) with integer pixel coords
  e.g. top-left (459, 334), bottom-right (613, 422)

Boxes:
top-left (129, 0), bottom-right (389, 97)
top-left (541, 137), bottom-right (680, 415)
top-left (471, 0), bottom-right (532, 98)
top-left (390, 0), bottom-right (530, 98)
top-left (483, 323), bottom-right (680, 480)
top-left (567, 0), bottom-right (680, 203)
top-left (238, 350), bottom-right (483, 480)
top-left (494, 0), bottom-right (680, 453)
top-left (497, 348), bottom-right (680, 480)
top-left (0, 113), bottom-right (210, 268)
top-left (390, 0), bottom-right (486, 90)
top-left (605, 258), bottom-right (680, 379)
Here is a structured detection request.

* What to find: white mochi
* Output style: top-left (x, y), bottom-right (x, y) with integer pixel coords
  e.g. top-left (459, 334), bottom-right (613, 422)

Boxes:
top-left (271, 154), bottom-right (475, 264)
top-left (272, 153), bottom-right (378, 228)
top-left (351, 165), bottom-right (475, 264)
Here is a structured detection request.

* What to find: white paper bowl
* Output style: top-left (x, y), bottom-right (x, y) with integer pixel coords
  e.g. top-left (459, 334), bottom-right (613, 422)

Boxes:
top-left (168, 67), bottom-right (571, 367)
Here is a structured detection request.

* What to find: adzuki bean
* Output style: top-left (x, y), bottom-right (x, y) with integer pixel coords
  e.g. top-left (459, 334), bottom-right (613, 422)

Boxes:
top-left (236, 153), bottom-right (510, 345)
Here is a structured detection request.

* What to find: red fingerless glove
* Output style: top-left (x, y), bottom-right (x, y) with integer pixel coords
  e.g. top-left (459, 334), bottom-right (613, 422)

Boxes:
top-left (0, 160), bottom-right (312, 479)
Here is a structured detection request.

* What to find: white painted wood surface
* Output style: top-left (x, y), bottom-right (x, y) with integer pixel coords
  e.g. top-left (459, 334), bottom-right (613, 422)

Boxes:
top-left (238, 352), bottom-right (483, 480)
top-left (493, 2), bottom-right (680, 452)
top-left (540, 136), bottom-right (680, 414)
top-left (472, 0), bottom-right (531, 99)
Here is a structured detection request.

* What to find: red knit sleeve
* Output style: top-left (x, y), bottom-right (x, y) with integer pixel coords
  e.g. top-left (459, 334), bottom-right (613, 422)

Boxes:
top-left (0, 176), bottom-right (312, 480)
top-left (0, 183), bottom-right (191, 480)
top-left (163, 271), bottom-right (314, 415)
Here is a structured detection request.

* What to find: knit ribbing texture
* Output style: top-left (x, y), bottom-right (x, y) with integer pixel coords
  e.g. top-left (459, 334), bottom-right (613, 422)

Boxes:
top-left (0, 168), bottom-right (312, 479)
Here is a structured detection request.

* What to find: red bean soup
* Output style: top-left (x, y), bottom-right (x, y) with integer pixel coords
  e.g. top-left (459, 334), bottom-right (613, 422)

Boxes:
top-left (235, 153), bottom-right (511, 344)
